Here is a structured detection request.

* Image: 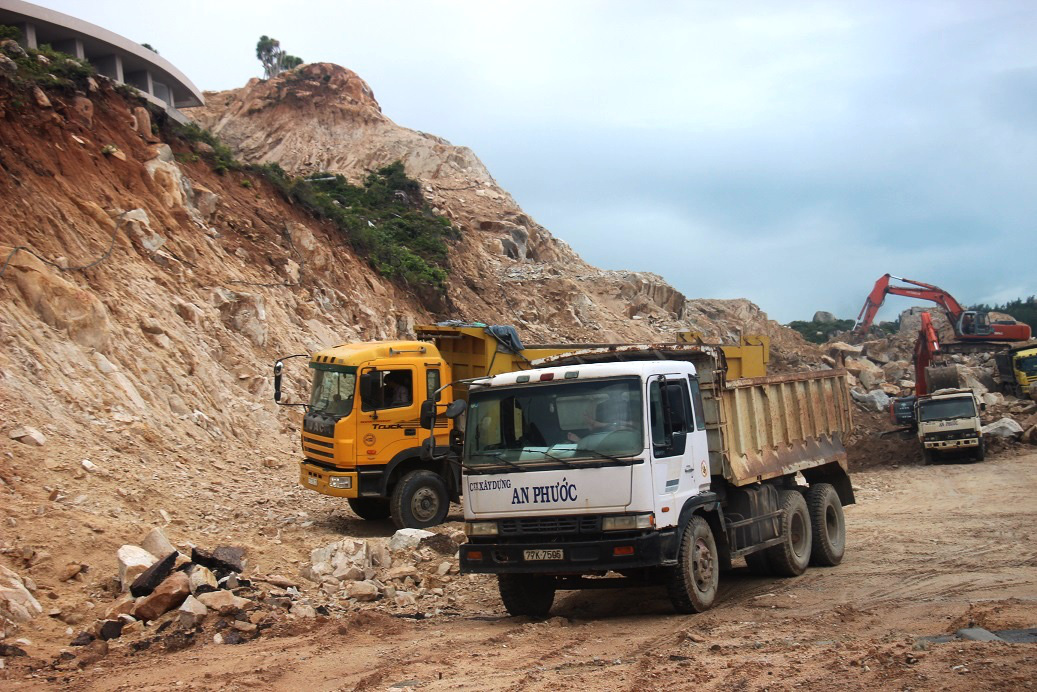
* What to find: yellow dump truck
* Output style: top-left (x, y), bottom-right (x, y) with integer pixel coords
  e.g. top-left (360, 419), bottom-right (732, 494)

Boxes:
top-left (995, 344), bottom-right (1037, 400)
top-left (274, 324), bottom-right (770, 528)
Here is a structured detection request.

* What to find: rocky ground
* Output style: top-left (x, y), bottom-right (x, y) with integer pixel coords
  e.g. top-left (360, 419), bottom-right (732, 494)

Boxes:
top-left (1, 447), bottom-right (1034, 690)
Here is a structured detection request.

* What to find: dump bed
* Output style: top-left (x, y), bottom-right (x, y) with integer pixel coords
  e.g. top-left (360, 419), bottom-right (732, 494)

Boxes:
top-left (415, 325), bottom-right (770, 382)
top-left (534, 344), bottom-right (853, 486)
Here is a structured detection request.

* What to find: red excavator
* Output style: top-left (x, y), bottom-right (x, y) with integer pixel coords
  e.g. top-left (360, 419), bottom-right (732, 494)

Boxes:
top-left (854, 274), bottom-right (1031, 342)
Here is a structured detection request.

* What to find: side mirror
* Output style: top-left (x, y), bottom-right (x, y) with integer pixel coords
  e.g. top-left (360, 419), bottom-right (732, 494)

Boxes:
top-left (273, 361), bottom-right (284, 402)
top-left (444, 399), bottom-right (467, 419)
top-left (980, 402), bottom-right (987, 411)
top-left (359, 371), bottom-right (383, 409)
top-left (419, 399), bottom-right (436, 430)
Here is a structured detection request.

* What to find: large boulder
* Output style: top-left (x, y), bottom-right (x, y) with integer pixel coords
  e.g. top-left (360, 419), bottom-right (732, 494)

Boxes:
top-left (982, 418), bottom-right (1023, 439)
top-left (862, 339), bottom-right (893, 364)
top-left (129, 551), bottom-right (177, 598)
top-left (212, 289), bottom-right (267, 347)
top-left (140, 527), bottom-right (176, 559)
top-left (850, 388), bottom-right (891, 412)
top-left (389, 528), bottom-right (435, 552)
top-left (196, 590), bottom-right (250, 614)
top-left (812, 311), bottom-right (837, 324)
top-left (131, 571), bottom-right (190, 621)
top-left (177, 595), bottom-right (208, 628)
top-left (1, 246), bottom-right (111, 350)
top-left (117, 545), bottom-right (157, 592)
top-left (8, 426), bottom-right (46, 446)
top-left (0, 565), bottom-right (43, 624)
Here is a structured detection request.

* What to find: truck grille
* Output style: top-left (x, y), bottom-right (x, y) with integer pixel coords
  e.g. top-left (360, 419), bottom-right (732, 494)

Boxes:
top-left (498, 516), bottom-right (600, 536)
top-left (929, 430), bottom-right (977, 441)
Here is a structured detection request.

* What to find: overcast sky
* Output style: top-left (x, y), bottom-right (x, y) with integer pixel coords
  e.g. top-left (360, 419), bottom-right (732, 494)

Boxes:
top-left (33, 1), bottom-right (1037, 323)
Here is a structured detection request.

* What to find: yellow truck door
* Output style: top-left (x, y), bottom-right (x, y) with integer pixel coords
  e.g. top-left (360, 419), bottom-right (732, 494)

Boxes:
top-left (357, 366), bottom-right (423, 469)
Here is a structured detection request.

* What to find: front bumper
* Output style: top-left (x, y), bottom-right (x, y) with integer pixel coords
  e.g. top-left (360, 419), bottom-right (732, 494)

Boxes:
top-left (299, 461), bottom-right (358, 498)
top-left (923, 436), bottom-right (979, 450)
top-left (460, 530), bottom-right (673, 574)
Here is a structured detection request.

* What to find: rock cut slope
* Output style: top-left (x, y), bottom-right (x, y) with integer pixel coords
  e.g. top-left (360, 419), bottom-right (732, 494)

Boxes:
top-left (189, 62), bottom-right (815, 354)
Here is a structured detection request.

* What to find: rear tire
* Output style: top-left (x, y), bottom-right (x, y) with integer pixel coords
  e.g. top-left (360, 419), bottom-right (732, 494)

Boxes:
top-left (498, 574), bottom-right (556, 617)
top-left (347, 497), bottom-right (391, 521)
top-left (766, 490), bottom-right (812, 577)
top-left (666, 515), bottom-right (719, 613)
top-left (806, 483), bottom-right (845, 566)
top-left (390, 470), bottom-right (449, 529)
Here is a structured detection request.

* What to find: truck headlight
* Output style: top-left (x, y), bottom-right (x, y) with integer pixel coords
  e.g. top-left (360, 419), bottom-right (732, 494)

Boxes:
top-left (328, 476), bottom-right (352, 489)
top-left (465, 521), bottom-right (499, 536)
top-left (602, 514), bottom-right (654, 531)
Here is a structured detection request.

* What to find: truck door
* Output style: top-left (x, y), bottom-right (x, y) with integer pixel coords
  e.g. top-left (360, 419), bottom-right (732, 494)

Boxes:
top-left (357, 366), bottom-right (420, 469)
top-left (648, 375), bottom-right (707, 526)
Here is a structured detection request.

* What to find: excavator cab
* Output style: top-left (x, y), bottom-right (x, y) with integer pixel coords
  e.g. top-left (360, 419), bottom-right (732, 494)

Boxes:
top-left (958, 311), bottom-right (991, 336)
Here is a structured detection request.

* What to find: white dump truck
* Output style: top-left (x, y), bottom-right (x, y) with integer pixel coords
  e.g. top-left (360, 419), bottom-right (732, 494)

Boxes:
top-left (915, 388), bottom-right (986, 463)
top-left (433, 344), bottom-right (854, 616)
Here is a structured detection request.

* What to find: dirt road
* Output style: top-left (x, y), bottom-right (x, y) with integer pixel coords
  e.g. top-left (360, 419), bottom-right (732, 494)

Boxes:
top-left (35, 449), bottom-right (1037, 690)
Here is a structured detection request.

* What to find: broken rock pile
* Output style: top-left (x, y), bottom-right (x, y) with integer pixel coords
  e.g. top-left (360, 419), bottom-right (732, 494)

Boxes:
top-left (302, 528), bottom-right (464, 611)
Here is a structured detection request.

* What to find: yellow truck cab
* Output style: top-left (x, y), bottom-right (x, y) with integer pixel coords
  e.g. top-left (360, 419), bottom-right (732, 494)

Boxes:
top-left (275, 324), bottom-right (771, 529)
top-left (995, 344), bottom-right (1037, 400)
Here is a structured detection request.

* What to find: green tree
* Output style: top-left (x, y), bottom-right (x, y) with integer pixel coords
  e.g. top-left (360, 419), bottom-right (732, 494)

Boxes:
top-left (141, 43), bottom-right (158, 53)
top-left (256, 35), bottom-right (303, 79)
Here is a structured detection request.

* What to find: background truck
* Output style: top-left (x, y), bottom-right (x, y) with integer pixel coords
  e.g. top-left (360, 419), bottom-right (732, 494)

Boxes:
top-left (915, 388), bottom-right (986, 463)
top-left (995, 344), bottom-right (1037, 400)
top-left (274, 325), bottom-right (770, 529)
top-left (446, 343), bottom-right (854, 615)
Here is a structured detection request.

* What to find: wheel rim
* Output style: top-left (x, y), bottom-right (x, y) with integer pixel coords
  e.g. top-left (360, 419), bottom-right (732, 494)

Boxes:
top-left (692, 537), bottom-right (714, 591)
top-left (825, 505), bottom-right (839, 539)
top-left (411, 487), bottom-right (440, 523)
top-left (789, 511), bottom-right (807, 558)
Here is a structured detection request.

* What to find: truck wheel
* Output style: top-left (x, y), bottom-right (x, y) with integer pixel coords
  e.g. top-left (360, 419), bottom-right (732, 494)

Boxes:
top-left (766, 490), bottom-right (812, 577)
top-left (498, 574), bottom-right (555, 617)
top-left (806, 483), bottom-right (845, 566)
top-left (974, 439), bottom-right (986, 462)
top-left (347, 497), bottom-right (391, 521)
top-left (390, 470), bottom-right (449, 529)
top-left (921, 448), bottom-right (933, 465)
top-left (666, 515), bottom-right (719, 613)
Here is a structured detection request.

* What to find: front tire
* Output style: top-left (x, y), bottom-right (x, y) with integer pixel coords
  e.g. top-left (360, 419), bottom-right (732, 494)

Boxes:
top-left (498, 574), bottom-right (556, 617)
top-left (806, 483), bottom-right (845, 566)
top-left (390, 470), bottom-right (449, 529)
top-left (666, 515), bottom-right (719, 613)
top-left (974, 439), bottom-right (986, 462)
top-left (766, 490), bottom-right (812, 577)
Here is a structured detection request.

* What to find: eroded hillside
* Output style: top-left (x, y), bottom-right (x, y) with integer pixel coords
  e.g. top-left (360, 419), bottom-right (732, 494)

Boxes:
top-left (0, 56), bottom-right (816, 670)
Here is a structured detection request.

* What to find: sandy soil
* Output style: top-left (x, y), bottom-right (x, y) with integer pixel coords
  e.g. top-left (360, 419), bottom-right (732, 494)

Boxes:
top-left (11, 447), bottom-right (1033, 691)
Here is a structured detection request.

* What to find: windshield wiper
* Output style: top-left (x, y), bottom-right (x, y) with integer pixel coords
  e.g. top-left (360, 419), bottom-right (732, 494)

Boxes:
top-left (468, 451), bottom-right (523, 471)
top-left (571, 448), bottom-right (628, 463)
top-left (535, 449), bottom-right (578, 468)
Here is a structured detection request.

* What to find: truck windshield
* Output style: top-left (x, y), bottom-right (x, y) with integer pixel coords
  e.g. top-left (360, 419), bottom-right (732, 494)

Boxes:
top-left (309, 370), bottom-right (356, 417)
top-left (466, 377), bottom-right (644, 467)
top-left (1018, 355), bottom-right (1037, 376)
top-left (918, 397), bottom-right (976, 422)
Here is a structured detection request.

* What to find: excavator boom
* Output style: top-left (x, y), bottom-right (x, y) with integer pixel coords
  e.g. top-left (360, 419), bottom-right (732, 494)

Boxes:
top-left (854, 274), bottom-right (1029, 342)
top-left (855, 274), bottom-right (965, 335)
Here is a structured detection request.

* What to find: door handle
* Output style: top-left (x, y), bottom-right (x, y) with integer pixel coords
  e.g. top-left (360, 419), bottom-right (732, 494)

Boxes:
top-left (683, 465), bottom-right (694, 472)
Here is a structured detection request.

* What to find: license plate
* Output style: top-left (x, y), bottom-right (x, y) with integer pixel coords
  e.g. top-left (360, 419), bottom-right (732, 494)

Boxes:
top-left (308, 477), bottom-right (318, 486)
top-left (523, 549), bottom-right (563, 561)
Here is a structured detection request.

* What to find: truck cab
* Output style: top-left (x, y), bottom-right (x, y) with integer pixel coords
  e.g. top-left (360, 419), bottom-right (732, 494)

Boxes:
top-left (915, 388), bottom-right (985, 463)
top-left (455, 353), bottom-right (854, 616)
top-left (297, 340), bottom-right (457, 528)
